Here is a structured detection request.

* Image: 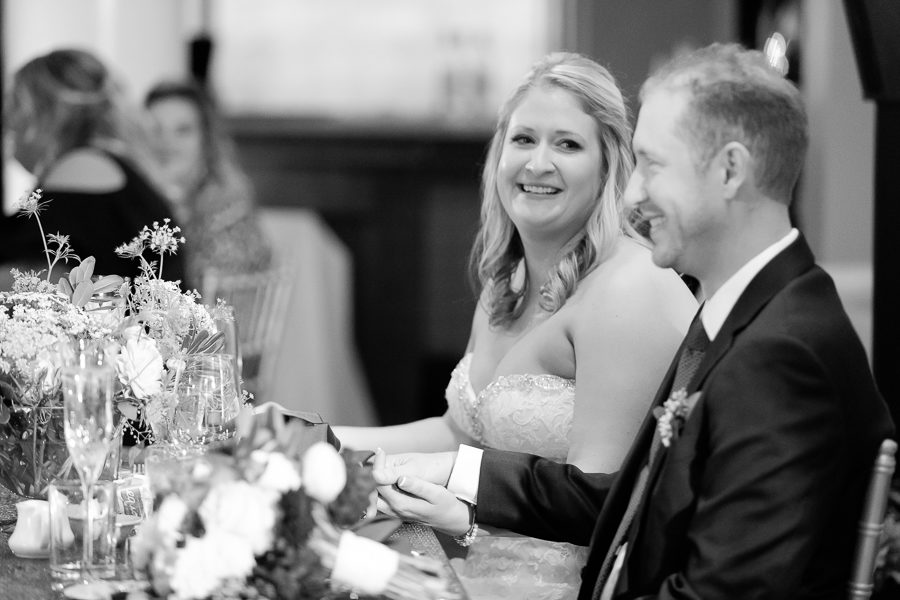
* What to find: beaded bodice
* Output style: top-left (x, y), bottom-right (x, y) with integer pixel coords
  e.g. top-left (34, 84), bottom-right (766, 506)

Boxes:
top-left (445, 353), bottom-right (586, 599)
top-left (445, 353), bottom-right (575, 461)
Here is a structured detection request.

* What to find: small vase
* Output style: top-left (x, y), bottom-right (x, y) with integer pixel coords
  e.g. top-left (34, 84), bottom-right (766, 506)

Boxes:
top-left (8, 499), bottom-right (52, 558)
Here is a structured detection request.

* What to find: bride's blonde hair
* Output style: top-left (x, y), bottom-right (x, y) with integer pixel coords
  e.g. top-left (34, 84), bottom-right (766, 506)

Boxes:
top-left (471, 52), bottom-right (636, 328)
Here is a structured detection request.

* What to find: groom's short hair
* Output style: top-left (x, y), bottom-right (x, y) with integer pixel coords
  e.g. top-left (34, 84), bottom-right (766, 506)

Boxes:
top-left (641, 43), bottom-right (808, 205)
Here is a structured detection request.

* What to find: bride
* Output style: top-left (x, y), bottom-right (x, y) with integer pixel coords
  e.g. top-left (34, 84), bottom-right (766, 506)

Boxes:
top-left (334, 52), bottom-right (697, 599)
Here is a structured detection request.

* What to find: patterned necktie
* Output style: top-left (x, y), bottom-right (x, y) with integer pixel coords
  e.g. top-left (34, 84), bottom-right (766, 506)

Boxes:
top-left (593, 314), bottom-right (709, 600)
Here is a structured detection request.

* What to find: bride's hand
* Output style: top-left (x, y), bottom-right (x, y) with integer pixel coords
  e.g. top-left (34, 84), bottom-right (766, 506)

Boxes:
top-left (371, 448), bottom-right (456, 487)
top-left (376, 475), bottom-right (471, 536)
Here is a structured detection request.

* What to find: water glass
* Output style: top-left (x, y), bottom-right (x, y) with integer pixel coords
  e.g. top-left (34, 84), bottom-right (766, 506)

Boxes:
top-left (143, 443), bottom-right (204, 510)
top-left (174, 354), bottom-right (241, 443)
top-left (48, 479), bottom-right (117, 584)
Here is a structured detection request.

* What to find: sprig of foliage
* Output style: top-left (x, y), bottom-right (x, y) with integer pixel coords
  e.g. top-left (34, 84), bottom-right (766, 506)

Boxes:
top-left (16, 189), bottom-right (81, 282)
top-left (115, 218), bottom-right (186, 282)
top-left (54, 255), bottom-right (125, 308)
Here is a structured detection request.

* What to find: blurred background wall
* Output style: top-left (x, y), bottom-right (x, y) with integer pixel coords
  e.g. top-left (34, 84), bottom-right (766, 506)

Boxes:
top-left (1, 0), bottom-right (879, 425)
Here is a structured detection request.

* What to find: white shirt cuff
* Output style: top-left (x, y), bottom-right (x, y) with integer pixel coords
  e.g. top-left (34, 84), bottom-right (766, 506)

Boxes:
top-left (446, 444), bottom-right (483, 504)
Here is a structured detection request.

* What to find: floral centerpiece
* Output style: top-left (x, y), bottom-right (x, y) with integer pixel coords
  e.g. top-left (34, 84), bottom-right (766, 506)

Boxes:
top-left (132, 404), bottom-right (460, 600)
top-left (0, 189), bottom-right (233, 497)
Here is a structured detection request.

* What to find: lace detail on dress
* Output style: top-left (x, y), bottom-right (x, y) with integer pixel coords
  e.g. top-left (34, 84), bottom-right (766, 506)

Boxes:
top-left (444, 354), bottom-right (586, 599)
top-left (445, 353), bottom-right (483, 442)
top-left (477, 372), bottom-right (574, 461)
top-left (445, 353), bottom-right (575, 458)
top-left (453, 539), bottom-right (590, 600)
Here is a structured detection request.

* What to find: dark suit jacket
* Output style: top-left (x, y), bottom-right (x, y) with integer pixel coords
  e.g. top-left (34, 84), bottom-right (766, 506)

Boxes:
top-left (477, 235), bottom-right (895, 600)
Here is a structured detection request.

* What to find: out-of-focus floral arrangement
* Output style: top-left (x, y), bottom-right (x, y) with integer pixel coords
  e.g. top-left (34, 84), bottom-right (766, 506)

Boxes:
top-left (132, 404), bottom-right (460, 600)
top-left (0, 189), bottom-right (236, 497)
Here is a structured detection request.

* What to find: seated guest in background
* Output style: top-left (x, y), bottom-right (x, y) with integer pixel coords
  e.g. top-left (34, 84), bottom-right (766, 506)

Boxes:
top-left (336, 52), bottom-right (697, 599)
top-left (0, 48), bottom-right (188, 287)
top-left (374, 43), bottom-right (894, 600)
top-left (144, 80), bottom-right (272, 289)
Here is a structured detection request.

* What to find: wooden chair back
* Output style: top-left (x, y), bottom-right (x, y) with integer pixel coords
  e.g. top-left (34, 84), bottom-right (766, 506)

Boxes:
top-left (201, 262), bottom-right (293, 401)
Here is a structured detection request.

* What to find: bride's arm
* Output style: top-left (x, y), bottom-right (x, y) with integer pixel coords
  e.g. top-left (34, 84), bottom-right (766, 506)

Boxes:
top-left (566, 249), bottom-right (697, 472)
top-left (335, 300), bottom-right (486, 454)
top-left (333, 413), bottom-right (475, 454)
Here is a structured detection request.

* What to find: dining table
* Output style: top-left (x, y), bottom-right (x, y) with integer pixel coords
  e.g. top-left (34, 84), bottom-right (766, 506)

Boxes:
top-left (0, 484), bottom-right (468, 599)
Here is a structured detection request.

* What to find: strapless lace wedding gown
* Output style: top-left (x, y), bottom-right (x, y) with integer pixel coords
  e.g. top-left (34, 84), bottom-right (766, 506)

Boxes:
top-left (445, 353), bottom-right (589, 600)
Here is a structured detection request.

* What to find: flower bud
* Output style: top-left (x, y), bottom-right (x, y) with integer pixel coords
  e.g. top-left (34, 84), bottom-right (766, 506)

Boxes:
top-left (301, 442), bottom-right (346, 504)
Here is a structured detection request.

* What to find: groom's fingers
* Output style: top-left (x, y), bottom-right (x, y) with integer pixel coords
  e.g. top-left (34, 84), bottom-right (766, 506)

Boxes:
top-left (395, 475), bottom-right (445, 504)
top-left (372, 448), bottom-right (398, 485)
top-left (376, 497), bottom-right (399, 518)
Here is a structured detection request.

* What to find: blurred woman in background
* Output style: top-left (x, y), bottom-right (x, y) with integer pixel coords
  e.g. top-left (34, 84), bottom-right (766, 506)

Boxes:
top-left (144, 80), bottom-right (272, 288)
top-left (1, 48), bottom-right (188, 285)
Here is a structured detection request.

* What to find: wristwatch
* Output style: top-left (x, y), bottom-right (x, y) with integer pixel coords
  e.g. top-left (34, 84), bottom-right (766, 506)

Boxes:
top-left (453, 499), bottom-right (479, 547)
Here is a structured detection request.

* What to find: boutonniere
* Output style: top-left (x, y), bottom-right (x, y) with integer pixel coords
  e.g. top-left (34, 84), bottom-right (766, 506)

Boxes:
top-left (653, 389), bottom-right (702, 447)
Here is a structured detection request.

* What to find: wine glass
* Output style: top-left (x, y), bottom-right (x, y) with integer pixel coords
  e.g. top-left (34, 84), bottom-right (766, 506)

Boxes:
top-left (174, 354), bottom-right (240, 444)
top-left (60, 364), bottom-right (116, 583)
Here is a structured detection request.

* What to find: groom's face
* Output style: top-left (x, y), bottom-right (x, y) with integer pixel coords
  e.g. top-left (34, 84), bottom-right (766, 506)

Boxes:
top-left (625, 88), bottom-right (724, 279)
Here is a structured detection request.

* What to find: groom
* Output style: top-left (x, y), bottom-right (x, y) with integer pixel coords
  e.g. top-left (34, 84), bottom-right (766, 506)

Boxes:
top-left (374, 43), bottom-right (895, 599)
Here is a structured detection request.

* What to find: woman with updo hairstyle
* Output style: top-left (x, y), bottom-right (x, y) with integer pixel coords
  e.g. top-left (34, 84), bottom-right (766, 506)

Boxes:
top-left (336, 53), bottom-right (697, 599)
top-left (1, 48), bottom-right (188, 286)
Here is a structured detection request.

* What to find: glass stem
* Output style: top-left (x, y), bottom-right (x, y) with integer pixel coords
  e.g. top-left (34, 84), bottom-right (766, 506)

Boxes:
top-left (81, 479), bottom-right (94, 580)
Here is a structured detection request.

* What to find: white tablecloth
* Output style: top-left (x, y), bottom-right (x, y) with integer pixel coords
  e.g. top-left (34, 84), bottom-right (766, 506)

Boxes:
top-left (259, 207), bottom-right (377, 426)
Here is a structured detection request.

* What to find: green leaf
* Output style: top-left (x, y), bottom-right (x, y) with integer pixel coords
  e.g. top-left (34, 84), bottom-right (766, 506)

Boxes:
top-left (79, 256), bottom-right (96, 282)
top-left (183, 330), bottom-right (209, 352)
top-left (68, 263), bottom-right (82, 286)
top-left (92, 274), bottom-right (124, 293)
top-left (117, 401), bottom-right (139, 421)
top-left (195, 332), bottom-right (225, 354)
top-left (58, 277), bottom-right (74, 298)
top-left (72, 280), bottom-right (94, 307)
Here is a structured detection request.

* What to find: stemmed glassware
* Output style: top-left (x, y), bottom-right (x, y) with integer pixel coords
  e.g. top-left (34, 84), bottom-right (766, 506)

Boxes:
top-left (60, 361), bottom-right (116, 583)
top-left (173, 353), bottom-right (240, 445)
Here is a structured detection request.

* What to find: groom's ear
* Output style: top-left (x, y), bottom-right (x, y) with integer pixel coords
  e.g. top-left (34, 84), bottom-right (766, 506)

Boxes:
top-left (716, 141), bottom-right (751, 200)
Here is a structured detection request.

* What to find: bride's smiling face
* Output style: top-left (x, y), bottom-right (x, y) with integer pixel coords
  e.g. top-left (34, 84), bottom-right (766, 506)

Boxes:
top-left (497, 85), bottom-right (604, 244)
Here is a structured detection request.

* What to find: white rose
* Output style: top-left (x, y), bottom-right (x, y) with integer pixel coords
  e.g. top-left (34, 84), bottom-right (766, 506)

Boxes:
top-left (198, 480), bottom-right (276, 555)
top-left (156, 495), bottom-right (189, 536)
top-left (116, 336), bottom-right (163, 399)
top-left (33, 348), bottom-right (60, 393)
top-left (252, 450), bottom-right (302, 494)
top-left (301, 442), bottom-right (346, 504)
top-left (131, 495), bottom-right (186, 580)
top-left (169, 531), bottom-right (255, 600)
top-left (121, 325), bottom-right (143, 342)
top-left (330, 531), bottom-right (399, 595)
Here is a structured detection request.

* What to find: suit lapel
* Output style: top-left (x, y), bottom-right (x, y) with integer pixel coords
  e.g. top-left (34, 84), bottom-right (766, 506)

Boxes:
top-left (688, 235), bottom-right (816, 393)
top-left (610, 235), bottom-right (816, 597)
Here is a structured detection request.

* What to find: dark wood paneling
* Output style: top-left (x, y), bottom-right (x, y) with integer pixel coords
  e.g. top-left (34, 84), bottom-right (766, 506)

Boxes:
top-left (230, 117), bottom-right (487, 424)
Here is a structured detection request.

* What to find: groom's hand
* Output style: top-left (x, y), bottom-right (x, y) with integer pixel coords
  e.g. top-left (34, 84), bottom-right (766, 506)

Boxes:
top-left (376, 475), bottom-right (471, 536)
top-left (371, 448), bottom-right (457, 487)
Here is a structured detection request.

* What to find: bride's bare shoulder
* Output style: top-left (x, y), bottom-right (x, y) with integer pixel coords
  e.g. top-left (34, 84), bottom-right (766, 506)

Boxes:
top-left (575, 236), bottom-right (697, 326)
